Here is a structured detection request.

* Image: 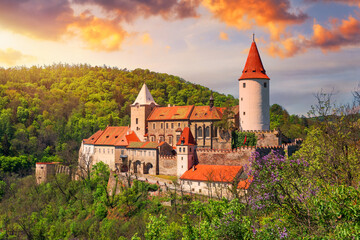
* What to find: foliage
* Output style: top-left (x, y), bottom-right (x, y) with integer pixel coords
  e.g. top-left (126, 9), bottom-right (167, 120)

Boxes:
top-left (231, 131), bottom-right (257, 148)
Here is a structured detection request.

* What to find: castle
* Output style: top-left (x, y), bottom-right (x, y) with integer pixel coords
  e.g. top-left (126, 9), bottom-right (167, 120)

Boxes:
top-left (37, 40), bottom-right (301, 195)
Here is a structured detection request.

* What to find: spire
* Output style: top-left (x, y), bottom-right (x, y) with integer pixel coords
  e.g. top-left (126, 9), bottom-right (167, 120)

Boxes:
top-left (209, 92), bottom-right (214, 108)
top-left (131, 83), bottom-right (158, 106)
top-left (176, 127), bottom-right (196, 146)
top-left (239, 40), bottom-right (270, 80)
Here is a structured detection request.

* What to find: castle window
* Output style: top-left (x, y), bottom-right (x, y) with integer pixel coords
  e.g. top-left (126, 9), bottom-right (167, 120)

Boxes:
top-left (171, 123), bottom-right (174, 129)
top-left (161, 123), bottom-right (163, 129)
top-left (198, 126), bottom-right (203, 137)
top-left (181, 157), bottom-right (183, 160)
top-left (136, 118), bottom-right (138, 124)
top-left (121, 150), bottom-right (124, 155)
top-left (213, 127), bottom-right (218, 137)
top-left (169, 136), bottom-right (173, 144)
top-left (178, 123), bottom-right (180, 127)
top-left (166, 123), bottom-right (168, 129)
top-left (176, 135), bottom-right (180, 143)
top-left (243, 83), bottom-right (246, 88)
top-left (205, 126), bottom-right (210, 137)
top-left (112, 149), bottom-right (113, 154)
top-left (241, 98), bottom-right (243, 101)
top-left (153, 123), bottom-right (155, 129)
top-left (103, 149), bottom-right (105, 153)
top-left (179, 147), bottom-right (182, 153)
top-left (183, 147), bottom-right (186, 152)
top-left (198, 182), bottom-right (200, 186)
top-left (264, 82), bottom-right (267, 88)
top-left (243, 112), bottom-right (246, 115)
top-left (159, 136), bottom-right (164, 141)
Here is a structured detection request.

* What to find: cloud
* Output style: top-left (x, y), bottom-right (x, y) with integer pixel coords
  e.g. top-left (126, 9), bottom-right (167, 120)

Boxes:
top-left (219, 31), bottom-right (229, 40)
top-left (73, 0), bottom-right (201, 21)
top-left (268, 15), bottom-right (360, 58)
top-left (311, 15), bottom-right (360, 51)
top-left (0, 48), bottom-right (36, 65)
top-left (141, 33), bottom-right (153, 45)
top-left (69, 13), bottom-right (128, 51)
top-left (201, 0), bottom-right (308, 40)
top-left (0, 0), bottom-right (74, 40)
top-left (0, 0), bottom-right (200, 51)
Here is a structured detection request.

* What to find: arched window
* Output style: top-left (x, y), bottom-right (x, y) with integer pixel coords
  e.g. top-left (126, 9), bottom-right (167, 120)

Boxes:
top-left (205, 126), bottom-right (210, 137)
top-left (198, 126), bottom-right (203, 137)
top-left (213, 127), bottom-right (218, 137)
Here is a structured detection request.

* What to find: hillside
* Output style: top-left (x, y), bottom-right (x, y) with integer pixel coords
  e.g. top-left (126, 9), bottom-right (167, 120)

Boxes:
top-left (0, 64), bottom-right (237, 165)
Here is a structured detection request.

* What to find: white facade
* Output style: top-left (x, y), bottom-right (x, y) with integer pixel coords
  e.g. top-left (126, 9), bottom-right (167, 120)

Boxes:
top-left (239, 79), bottom-right (270, 131)
top-left (176, 145), bottom-right (195, 177)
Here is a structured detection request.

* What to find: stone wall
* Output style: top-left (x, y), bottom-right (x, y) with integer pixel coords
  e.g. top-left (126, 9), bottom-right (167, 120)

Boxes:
top-left (159, 155), bottom-right (177, 176)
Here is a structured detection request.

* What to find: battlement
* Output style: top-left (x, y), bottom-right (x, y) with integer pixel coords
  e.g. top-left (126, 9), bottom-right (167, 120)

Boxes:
top-left (159, 155), bottom-right (177, 160)
top-left (241, 129), bottom-right (278, 134)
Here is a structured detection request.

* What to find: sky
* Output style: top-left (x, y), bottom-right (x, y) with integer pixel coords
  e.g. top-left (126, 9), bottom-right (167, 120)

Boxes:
top-left (0, 0), bottom-right (359, 115)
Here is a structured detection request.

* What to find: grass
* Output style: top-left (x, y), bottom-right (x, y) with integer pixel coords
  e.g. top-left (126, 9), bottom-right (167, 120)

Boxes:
top-left (150, 175), bottom-right (178, 182)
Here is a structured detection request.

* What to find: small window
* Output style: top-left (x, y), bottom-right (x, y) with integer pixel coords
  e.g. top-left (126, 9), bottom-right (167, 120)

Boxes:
top-left (41, 167), bottom-right (44, 169)
top-left (243, 83), bottom-right (246, 88)
top-left (189, 148), bottom-right (192, 152)
top-left (181, 157), bottom-right (183, 160)
top-left (112, 149), bottom-right (113, 154)
top-left (205, 126), bottom-right (210, 137)
top-left (166, 123), bottom-right (168, 129)
top-left (182, 165), bottom-right (183, 168)
top-left (183, 147), bottom-right (186, 152)
top-left (179, 147), bottom-right (182, 153)
top-left (153, 123), bottom-right (155, 129)
top-left (161, 123), bottom-right (163, 129)
top-left (178, 123), bottom-right (180, 127)
top-left (121, 150), bottom-right (124, 155)
top-left (198, 182), bottom-right (200, 186)
top-left (199, 189), bottom-right (202, 193)
top-left (103, 149), bottom-right (105, 153)
top-left (243, 112), bottom-right (246, 115)
top-left (171, 123), bottom-right (174, 129)
top-left (136, 118), bottom-right (138, 124)
top-left (241, 98), bottom-right (243, 101)
top-left (264, 82), bottom-right (267, 88)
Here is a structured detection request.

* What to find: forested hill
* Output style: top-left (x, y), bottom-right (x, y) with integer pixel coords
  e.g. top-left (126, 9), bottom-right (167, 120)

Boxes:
top-left (0, 64), bottom-right (237, 165)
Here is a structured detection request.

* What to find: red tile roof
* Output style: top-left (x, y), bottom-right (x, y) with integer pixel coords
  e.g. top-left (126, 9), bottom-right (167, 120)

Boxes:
top-left (237, 176), bottom-right (252, 190)
top-left (190, 106), bottom-right (223, 120)
top-left (94, 126), bottom-right (129, 146)
top-left (239, 41), bottom-right (270, 80)
top-left (147, 105), bottom-right (194, 121)
top-left (180, 165), bottom-right (243, 182)
top-left (176, 127), bottom-right (196, 146)
top-left (83, 130), bottom-right (103, 145)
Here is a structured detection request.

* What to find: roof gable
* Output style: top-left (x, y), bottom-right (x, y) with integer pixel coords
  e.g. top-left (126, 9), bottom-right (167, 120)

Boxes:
top-left (83, 130), bottom-right (103, 145)
top-left (176, 127), bottom-right (196, 146)
top-left (239, 41), bottom-right (270, 80)
top-left (132, 83), bottom-right (158, 106)
top-left (190, 106), bottom-right (223, 120)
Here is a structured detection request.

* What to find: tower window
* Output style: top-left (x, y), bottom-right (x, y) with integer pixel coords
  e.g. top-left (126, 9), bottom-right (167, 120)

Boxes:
top-left (243, 112), bottom-right (246, 115)
top-left (264, 82), bottom-right (267, 88)
top-left (241, 98), bottom-right (243, 101)
top-left (136, 118), bottom-right (138, 124)
top-left (243, 83), bottom-right (246, 88)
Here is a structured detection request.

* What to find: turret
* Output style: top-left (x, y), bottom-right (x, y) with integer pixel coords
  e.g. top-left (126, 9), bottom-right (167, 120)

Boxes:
top-left (239, 39), bottom-right (270, 131)
top-left (176, 127), bottom-right (197, 177)
top-left (131, 83), bottom-right (159, 141)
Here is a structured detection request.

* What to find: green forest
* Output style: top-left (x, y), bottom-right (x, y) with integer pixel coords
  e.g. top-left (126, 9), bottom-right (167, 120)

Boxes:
top-left (1, 64), bottom-right (359, 239)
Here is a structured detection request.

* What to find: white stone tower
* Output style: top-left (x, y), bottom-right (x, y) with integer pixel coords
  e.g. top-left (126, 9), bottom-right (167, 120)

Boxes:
top-left (239, 40), bottom-right (270, 131)
top-left (131, 83), bottom-right (159, 141)
top-left (176, 127), bottom-right (196, 177)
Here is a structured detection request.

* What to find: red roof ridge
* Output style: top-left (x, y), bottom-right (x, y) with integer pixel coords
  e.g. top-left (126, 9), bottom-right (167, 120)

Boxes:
top-left (239, 41), bottom-right (270, 80)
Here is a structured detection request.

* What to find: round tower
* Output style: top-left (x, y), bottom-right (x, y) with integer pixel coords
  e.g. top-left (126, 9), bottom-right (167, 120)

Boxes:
top-left (239, 40), bottom-right (270, 131)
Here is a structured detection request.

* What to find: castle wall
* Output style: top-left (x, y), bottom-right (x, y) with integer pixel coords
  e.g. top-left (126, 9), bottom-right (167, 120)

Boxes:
top-left (159, 155), bottom-right (177, 176)
top-left (254, 130), bottom-right (280, 146)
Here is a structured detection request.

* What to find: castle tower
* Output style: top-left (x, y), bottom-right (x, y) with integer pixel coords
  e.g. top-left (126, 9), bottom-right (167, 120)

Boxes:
top-left (131, 83), bottom-right (159, 141)
top-left (176, 127), bottom-right (197, 177)
top-left (239, 39), bottom-right (270, 131)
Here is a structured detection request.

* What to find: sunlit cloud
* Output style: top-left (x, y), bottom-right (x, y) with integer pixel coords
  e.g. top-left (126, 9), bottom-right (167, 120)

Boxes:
top-left (219, 31), bottom-right (229, 40)
top-left (201, 0), bottom-right (307, 40)
top-left (0, 48), bottom-right (36, 65)
top-left (141, 33), bottom-right (153, 45)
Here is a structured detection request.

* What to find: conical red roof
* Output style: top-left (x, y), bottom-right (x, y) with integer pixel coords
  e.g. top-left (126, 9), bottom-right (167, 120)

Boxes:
top-left (239, 41), bottom-right (270, 80)
top-left (176, 127), bottom-right (196, 146)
